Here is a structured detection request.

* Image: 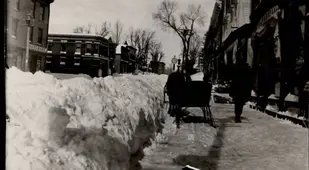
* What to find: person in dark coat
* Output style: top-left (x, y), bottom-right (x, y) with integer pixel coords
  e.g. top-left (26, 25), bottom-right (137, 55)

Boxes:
top-left (229, 61), bottom-right (253, 123)
top-left (165, 71), bottom-right (185, 116)
top-left (203, 67), bottom-right (212, 83)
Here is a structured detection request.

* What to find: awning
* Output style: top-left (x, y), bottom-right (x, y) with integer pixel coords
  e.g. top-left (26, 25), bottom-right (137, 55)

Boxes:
top-left (220, 24), bottom-right (253, 52)
top-left (250, 0), bottom-right (306, 26)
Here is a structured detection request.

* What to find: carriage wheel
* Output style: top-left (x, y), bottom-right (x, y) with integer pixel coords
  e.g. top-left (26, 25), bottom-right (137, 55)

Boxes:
top-left (206, 107), bottom-right (216, 128)
top-left (174, 105), bottom-right (181, 129)
top-left (201, 107), bottom-right (216, 128)
top-left (201, 107), bottom-right (209, 122)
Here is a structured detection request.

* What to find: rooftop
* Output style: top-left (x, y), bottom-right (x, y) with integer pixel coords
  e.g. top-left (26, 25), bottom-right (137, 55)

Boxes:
top-left (49, 33), bottom-right (107, 38)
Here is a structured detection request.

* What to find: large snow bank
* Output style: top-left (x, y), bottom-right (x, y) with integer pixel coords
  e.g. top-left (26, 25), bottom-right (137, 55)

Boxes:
top-left (6, 67), bottom-right (168, 170)
top-left (47, 73), bottom-right (92, 80)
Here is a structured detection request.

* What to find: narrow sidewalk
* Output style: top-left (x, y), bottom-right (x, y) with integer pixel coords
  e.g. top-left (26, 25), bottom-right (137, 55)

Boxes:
top-left (141, 103), bottom-right (308, 170)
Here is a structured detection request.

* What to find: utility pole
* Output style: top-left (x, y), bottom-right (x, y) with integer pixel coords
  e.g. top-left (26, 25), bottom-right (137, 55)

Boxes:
top-left (108, 43), bottom-right (110, 75)
top-left (25, 14), bottom-right (32, 72)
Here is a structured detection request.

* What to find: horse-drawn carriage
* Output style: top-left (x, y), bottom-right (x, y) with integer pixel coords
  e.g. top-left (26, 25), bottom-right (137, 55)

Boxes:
top-left (164, 72), bottom-right (216, 128)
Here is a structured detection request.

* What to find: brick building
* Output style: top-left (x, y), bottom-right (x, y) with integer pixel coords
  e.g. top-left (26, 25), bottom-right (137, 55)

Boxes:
top-left (115, 42), bottom-right (137, 74)
top-left (149, 61), bottom-right (165, 74)
top-left (47, 34), bottom-right (117, 77)
top-left (7, 0), bottom-right (54, 73)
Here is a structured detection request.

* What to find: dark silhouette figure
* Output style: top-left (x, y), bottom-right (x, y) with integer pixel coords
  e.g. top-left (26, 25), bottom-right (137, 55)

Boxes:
top-left (165, 71), bottom-right (185, 116)
top-left (203, 68), bottom-right (212, 84)
top-left (229, 62), bottom-right (253, 123)
top-left (5, 56), bottom-right (9, 69)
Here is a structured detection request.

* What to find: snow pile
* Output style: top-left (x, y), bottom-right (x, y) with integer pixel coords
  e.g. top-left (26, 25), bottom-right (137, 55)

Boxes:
top-left (47, 73), bottom-right (92, 80)
top-left (191, 72), bottom-right (204, 81)
top-left (285, 93), bottom-right (299, 102)
top-left (143, 132), bottom-right (169, 156)
top-left (265, 105), bottom-right (305, 120)
top-left (251, 90), bottom-right (257, 97)
top-left (6, 67), bottom-right (168, 170)
top-left (266, 105), bottom-right (277, 111)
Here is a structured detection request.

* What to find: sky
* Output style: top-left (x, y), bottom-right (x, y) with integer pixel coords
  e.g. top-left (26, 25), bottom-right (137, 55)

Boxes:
top-left (49, 0), bottom-right (216, 65)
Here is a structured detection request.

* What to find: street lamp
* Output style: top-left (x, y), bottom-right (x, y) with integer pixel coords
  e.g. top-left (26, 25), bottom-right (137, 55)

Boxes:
top-left (25, 13), bottom-right (33, 72)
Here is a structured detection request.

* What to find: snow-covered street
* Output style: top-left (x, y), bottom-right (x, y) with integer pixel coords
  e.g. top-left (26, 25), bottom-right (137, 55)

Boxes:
top-left (141, 103), bottom-right (308, 170)
top-left (5, 69), bottom-right (308, 170)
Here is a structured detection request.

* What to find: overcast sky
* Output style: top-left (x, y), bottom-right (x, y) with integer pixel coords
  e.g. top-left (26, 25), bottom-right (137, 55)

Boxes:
top-left (49, 0), bottom-right (216, 65)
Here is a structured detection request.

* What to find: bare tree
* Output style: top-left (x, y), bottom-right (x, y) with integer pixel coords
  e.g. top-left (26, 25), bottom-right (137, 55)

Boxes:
top-left (112, 20), bottom-right (124, 44)
top-left (150, 41), bottom-right (164, 62)
top-left (85, 23), bottom-right (92, 34)
top-left (126, 28), bottom-right (156, 68)
top-left (73, 22), bottom-right (111, 38)
top-left (153, 0), bottom-right (206, 73)
top-left (73, 24), bottom-right (92, 34)
top-left (188, 34), bottom-right (203, 63)
top-left (73, 26), bottom-right (85, 33)
top-left (95, 21), bottom-right (111, 38)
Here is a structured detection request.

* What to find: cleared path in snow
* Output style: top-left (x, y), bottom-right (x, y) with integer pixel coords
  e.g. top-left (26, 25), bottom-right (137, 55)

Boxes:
top-left (141, 103), bottom-right (308, 170)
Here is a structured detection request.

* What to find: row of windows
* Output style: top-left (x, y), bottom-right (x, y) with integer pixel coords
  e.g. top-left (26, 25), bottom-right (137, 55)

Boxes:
top-left (47, 43), bottom-right (111, 56)
top-left (11, 18), bottom-right (44, 44)
top-left (14, 0), bottom-right (46, 21)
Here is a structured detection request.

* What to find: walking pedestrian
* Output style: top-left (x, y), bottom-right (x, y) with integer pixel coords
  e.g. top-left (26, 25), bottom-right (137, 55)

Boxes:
top-left (203, 67), bottom-right (211, 84)
top-left (229, 61), bottom-right (253, 123)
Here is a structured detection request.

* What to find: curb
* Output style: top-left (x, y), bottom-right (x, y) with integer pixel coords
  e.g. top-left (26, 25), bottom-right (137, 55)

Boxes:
top-left (212, 93), bottom-right (308, 128)
top-left (247, 103), bottom-right (308, 128)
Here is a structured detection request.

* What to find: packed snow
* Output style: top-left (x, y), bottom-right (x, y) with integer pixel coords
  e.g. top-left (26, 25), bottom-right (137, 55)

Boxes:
top-left (251, 90), bottom-right (257, 97)
top-left (141, 103), bottom-right (308, 170)
top-left (47, 73), bottom-right (92, 80)
top-left (284, 93), bottom-right (299, 102)
top-left (266, 105), bottom-right (306, 120)
top-left (190, 72), bottom-right (204, 81)
top-left (6, 67), bottom-right (168, 170)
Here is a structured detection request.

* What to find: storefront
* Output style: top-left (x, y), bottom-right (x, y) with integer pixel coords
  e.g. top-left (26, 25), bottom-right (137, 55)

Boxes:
top-left (7, 48), bottom-right (25, 70)
top-left (250, 0), bottom-right (308, 111)
top-left (250, 6), bottom-right (280, 108)
top-left (7, 44), bottom-right (47, 73)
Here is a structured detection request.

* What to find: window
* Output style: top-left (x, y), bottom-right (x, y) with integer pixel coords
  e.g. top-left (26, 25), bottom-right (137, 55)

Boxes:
top-left (37, 28), bottom-right (43, 44)
top-left (47, 43), bottom-right (52, 51)
top-left (39, 4), bottom-right (45, 21)
top-left (92, 44), bottom-right (99, 55)
top-left (32, 2), bottom-right (36, 19)
top-left (16, 0), bottom-right (20, 10)
top-left (30, 26), bottom-right (34, 42)
top-left (76, 44), bottom-right (81, 53)
top-left (12, 18), bottom-right (18, 37)
top-left (61, 43), bottom-right (66, 52)
top-left (86, 44), bottom-right (91, 54)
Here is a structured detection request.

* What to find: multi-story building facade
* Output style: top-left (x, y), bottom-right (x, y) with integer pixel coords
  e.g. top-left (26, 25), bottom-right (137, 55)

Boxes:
top-left (205, 0), bottom-right (308, 115)
top-left (47, 34), bottom-right (117, 77)
top-left (203, 0), bottom-right (223, 83)
top-left (250, 0), bottom-right (308, 112)
top-left (221, 0), bottom-right (251, 66)
top-left (204, 0), bottom-right (252, 83)
top-left (47, 34), bottom-right (137, 77)
top-left (7, 0), bottom-right (54, 73)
